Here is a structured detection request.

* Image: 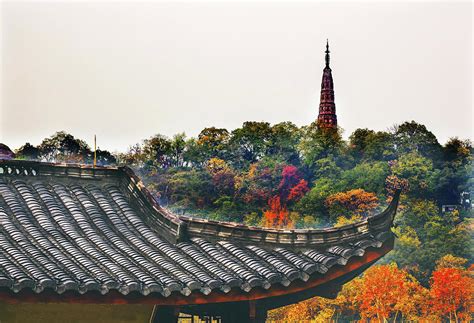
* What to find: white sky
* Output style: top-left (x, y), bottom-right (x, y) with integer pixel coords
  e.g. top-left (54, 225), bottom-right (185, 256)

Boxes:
top-left (0, 1), bottom-right (472, 152)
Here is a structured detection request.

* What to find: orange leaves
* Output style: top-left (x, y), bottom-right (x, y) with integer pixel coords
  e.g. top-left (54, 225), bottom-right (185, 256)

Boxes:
top-left (353, 264), bottom-right (421, 321)
top-left (428, 266), bottom-right (473, 321)
top-left (263, 196), bottom-right (289, 228)
top-left (325, 188), bottom-right (379, 221)
top-left (269, 260), bottom-right (473, 322)
top-left (385, 174), bottom-right (409, 199)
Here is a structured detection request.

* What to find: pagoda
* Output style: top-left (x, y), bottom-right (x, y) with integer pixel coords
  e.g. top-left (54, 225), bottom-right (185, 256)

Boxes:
top-left (317, 40), bottom-right (338, 129)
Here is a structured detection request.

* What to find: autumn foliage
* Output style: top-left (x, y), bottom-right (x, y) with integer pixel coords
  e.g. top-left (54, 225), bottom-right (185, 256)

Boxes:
top-left (262, 196), bottom-right (289, 228)
top-left (353, 264), bottom-right (424, 321)
top-left (263, 165), bottom-right (308, 228)
top-left (325, 188), bottom-right (379, 222)
top-left (268, 258), bottom-right (474, 323)
top-left (429, 266), bottom-right (473, 321)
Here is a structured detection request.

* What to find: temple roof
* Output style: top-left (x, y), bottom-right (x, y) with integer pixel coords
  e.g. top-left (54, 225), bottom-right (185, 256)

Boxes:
top-left (0, 144), bottom-right (15, 160)
top-left (0, 160), bottom-right (400, 304)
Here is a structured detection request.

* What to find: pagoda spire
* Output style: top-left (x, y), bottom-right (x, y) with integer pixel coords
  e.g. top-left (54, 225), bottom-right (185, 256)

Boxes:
top-left (325, 39), bottom-right (330, 67)
top-left (317, 40), bottom-right (338, 129)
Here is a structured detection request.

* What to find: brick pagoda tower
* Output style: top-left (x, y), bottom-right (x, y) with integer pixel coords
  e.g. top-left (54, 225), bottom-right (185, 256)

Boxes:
top-left (317, 40), bottom-right (338, 129)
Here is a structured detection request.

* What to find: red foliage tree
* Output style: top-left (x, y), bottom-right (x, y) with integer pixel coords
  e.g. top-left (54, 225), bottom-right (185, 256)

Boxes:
top-left (263, 195), bottom-right (289, 228)
top-left (278, 165), bottom-right (303, 201)
top-left (288, 179), bottom-right (309, 202)
top-left (263, 165), bottom-right (309, 228)
top-left (428, 266), bottom-right (473, 322)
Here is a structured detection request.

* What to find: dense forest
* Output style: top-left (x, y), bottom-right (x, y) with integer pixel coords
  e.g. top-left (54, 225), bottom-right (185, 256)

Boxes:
top-left (11, 120), bottom-right (473, 321)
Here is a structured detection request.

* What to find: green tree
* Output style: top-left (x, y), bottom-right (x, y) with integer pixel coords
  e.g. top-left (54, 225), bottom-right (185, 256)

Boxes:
top-left (142, 134), bottom-right (172, 169)
top-left (267, 122), bottom-right (302, 164)
top-left (391, 152), bottom-right (436, 198)
top-left (295, 177), bottom-right (337, 220)
top-left (339, 161), bottom-right (390, 195)
top-left (349, 128), bottom-right (395, 161)
top-left (38, 131), bottom-right (92, 162)
top-left (197, 127), bottom-right (230, 161)
top-left (170, 133), bottom-right (186, 167)
top-left (298, 122), bottom-right (344, 169)
top-left (228, 121), bottom-right (272, 168)
top-left (393, 121), bottom-right (441, 160)
top-left (15, 143), bottom-right (40, 160)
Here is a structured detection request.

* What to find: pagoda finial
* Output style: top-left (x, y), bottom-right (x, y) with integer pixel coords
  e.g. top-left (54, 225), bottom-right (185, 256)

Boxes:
top-left (325, 39), bottom-right (330, 67)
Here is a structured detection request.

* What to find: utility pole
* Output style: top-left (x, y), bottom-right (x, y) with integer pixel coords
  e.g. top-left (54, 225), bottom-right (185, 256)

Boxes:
top-left (93, 135), bottom-right (97, 168)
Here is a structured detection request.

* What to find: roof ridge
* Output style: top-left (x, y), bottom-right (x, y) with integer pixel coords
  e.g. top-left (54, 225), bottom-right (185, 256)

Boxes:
top-left (0, 159), bottom-right (401, 250)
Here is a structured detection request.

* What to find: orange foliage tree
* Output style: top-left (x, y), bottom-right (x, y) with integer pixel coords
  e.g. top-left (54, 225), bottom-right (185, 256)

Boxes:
top-left (428, 265), bottom-right (473, 322)
top-left (352, 263), bottom-right (425, 322)
top-left (325, 188), bottom-right (379, 222)
top-left (269, 260), bottom-right (473, 322)
top-left (262, 196), bottom-right (289, 228)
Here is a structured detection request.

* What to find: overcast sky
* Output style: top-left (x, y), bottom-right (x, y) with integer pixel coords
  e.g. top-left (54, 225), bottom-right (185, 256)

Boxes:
top-left (1, 1), bottom-right (472, 152)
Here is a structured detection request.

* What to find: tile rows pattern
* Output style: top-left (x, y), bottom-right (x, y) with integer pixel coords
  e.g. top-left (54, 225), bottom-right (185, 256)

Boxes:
top-left (0, 178), bottom-right (388, 297)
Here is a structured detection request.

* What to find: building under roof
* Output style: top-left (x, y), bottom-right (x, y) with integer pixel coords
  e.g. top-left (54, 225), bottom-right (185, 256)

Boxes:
top-left (0, 144), bottom-right (15, 160)
top-left (0, 160), bottom-right (401, 322)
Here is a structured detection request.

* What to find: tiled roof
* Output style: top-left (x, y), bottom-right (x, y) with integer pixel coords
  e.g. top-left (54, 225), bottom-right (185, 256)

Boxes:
top-left (0, 160), bottom-right (400, 300)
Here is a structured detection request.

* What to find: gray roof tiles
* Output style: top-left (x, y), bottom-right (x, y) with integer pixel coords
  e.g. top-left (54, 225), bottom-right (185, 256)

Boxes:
top-left (0, 161), bottom-right (399, 299)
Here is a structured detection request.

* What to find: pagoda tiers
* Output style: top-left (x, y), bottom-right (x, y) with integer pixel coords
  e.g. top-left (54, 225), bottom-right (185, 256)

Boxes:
top-left (317, 40), bottom-right (338, 129)
top-left (0, 160), bottom-right (400, 322)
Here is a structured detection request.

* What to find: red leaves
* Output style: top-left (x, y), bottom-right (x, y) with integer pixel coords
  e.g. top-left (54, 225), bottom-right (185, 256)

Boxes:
top-left (263, 196), bottom-right (289, 228)
top-left (288, 179), bottom-right (309, 201)
top-left (264, 165), bottom-right (309, 228)
top-left (278, 165), bottom-right (308, 203)
top-left (429, 267), bottom-right (473, 321)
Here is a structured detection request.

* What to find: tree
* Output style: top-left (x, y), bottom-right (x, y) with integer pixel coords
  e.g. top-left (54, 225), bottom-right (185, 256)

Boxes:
top-left (325, 189), bottom-right (379, 222)
top-left (15, 143), bottom-right (40, 160)
top-left (435, 254), bottom-right (469, 271)
top-left (197, 127), bottom-right (230, 161)
top-left (390, 152), bottom-right (436, 198)
top-left (95, 149), bottom-right (116, 165)
top-left (38, 131), bottom-right (92, 162)
top-left (205, 158), bottom-right (236, 197)
top-left (349, 128), bottom-right (395, 161)
top-left (278, 165), bottom-right (304, 202)
top-left (429, 265), bottom-right (473, 322)
top-left (313, 156), bottom-right (343, 180)
top-left (142, 134), bottom-right (172, 168)
top-left (385, 198), bottom-right (472, 285)
top-left (443, 137), bottom-right (472, 166)
top-left (261, 165), bottom-right (308, 228)
top-left (393, 121), bottom-right (442, 159)
top-left (354, 264), bottom-right (424, 322)
top-left (228, 121), bottom-right (272, 167)
top-left (267, 122), bottom-right (301, 164)
top-left (166, 169), bottom-right (214, 210)
top-left (262, 195), bottom-right (290, 228)
top-left (340, 161), bottom-right (390, 195)
top-left (298, 121), bottom-right (344, 168)
top-left (234, 158), bottom-right (284, 207)
top-left (295, 177), bottom-right (337, 220)
top-left (116, 143), bottom-right (144, 166)
top-left (170, 133), bottom-right (186, 167)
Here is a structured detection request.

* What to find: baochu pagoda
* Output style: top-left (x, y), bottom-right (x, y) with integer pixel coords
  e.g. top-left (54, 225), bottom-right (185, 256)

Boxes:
top-left (317, 41), bottom-right (338, 129)
top-left (0, 43), bottom-right (400, 323)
